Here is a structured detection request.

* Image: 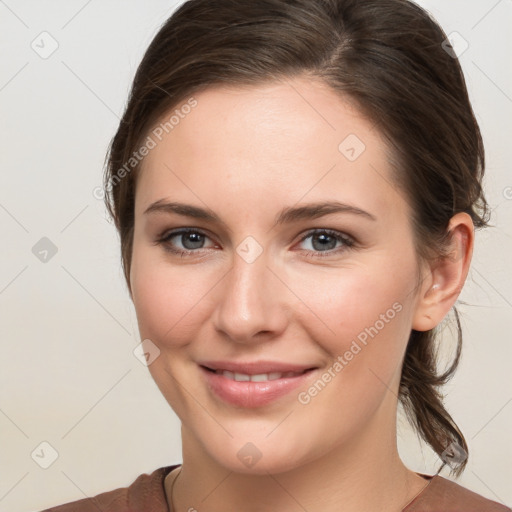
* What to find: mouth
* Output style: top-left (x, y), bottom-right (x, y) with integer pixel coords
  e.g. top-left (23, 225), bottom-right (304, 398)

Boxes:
top-left (198, 362), bottom-right (318, 408)
top-left (201, 366), bottom-right (312, 382)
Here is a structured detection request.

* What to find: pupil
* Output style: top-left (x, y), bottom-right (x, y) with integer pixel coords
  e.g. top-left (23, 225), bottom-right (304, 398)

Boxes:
top-left (313, 233), bottom-right (336, 251)
top-left (183, 232), bottom-right (204, 249)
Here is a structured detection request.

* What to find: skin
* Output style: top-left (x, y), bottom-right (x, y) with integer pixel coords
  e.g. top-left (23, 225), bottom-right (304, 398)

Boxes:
top-left (129, 76), bottom-right (474, 512)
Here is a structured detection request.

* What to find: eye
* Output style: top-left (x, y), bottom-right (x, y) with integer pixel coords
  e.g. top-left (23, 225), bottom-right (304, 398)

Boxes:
top-left (297, 229), bottom-right (354, 258)
top-left (155, 227), bottom-right (355, 258)
top-left (156, 228), bottom-right (216, 256)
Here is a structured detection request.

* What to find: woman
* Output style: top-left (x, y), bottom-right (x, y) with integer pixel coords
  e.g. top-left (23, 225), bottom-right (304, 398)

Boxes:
top-left (42, 0), bottom-right (510, 510)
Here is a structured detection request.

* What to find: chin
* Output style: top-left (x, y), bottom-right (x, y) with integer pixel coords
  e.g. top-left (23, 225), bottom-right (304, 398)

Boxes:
top-left (199, 432), bottom-right (316, 476)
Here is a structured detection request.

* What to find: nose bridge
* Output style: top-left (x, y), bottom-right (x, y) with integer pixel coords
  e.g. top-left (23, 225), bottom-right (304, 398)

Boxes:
top-left (213, 242), bottom-right (286, 342)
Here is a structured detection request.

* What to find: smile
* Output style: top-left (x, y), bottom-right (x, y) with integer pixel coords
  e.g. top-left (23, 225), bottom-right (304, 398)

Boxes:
top-left (210, 369), bottom-right (309, 382)
top-left (199, 363), bottom-right (318, 408)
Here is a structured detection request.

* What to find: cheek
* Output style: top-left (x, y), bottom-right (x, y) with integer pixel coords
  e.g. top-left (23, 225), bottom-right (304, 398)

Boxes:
top-left (293, 263), bottom-right (413, 342)
top-left (293, 269), bottom-right (416, 433)
top-left (129, 249), bottom-right (209, 415)
top-left (289, 256), bottom-right (418, 400)
top-left (130, 246), bottom-right (216, 348)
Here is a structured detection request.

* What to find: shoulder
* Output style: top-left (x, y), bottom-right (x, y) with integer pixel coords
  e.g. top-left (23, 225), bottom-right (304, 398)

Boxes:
top-left (405, 474), bottom-right (511, 512)
top-left (38, 465), bottom-right (178, 512)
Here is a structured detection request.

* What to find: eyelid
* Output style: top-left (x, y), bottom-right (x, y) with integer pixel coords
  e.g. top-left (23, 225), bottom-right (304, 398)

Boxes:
top-left (297, 228), bottom-right (354, 245)
top-left (295, 228), bottom-right (355, 257)
top-left (155, 227), bottom-right (217, 248)
top-left (155, 226), bottom-right (356, 258)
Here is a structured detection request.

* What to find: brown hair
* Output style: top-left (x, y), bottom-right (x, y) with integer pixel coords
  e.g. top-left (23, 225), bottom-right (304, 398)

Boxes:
top-left (104, 0), bottom-right (489, 476)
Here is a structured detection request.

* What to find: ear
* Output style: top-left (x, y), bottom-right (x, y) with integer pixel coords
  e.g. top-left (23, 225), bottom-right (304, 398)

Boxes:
top-left (412, 212), bottom-right (474, 331)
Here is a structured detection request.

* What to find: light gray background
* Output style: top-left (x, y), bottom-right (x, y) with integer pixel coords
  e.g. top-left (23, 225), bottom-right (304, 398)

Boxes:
top-left (0, 1), bottom-right (511, 511)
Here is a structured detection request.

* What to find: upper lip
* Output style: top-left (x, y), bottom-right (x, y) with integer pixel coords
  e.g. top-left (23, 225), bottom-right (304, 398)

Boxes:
top-left (199, 360), bottom-right (317, 375)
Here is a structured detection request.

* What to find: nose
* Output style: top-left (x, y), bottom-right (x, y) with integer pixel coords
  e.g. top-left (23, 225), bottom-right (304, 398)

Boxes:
top-left (212, 248), bottom-right (289, 344)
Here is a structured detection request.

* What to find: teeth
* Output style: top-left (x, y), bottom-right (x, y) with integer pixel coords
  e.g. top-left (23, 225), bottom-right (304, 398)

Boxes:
top-left (215, 370), bottom-right (302, 381)
top-left (252, 372), bottom-right (281, 381)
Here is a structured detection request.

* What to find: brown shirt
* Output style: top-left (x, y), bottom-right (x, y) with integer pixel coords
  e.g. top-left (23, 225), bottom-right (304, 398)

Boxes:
top-left (40, 464), bottom-right (511, 512)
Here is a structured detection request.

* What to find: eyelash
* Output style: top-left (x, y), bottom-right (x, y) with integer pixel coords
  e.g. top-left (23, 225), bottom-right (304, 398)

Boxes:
top-left (155, 227), bottom-right (355, 259)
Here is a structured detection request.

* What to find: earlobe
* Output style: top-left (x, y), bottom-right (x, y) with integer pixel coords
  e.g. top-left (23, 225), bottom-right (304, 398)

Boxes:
top-left (412, 213), bottom-right (474, 332)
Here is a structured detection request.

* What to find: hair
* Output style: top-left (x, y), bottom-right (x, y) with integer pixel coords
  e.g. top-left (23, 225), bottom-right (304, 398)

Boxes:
top-left (103, 0), bottom-right (490, 476)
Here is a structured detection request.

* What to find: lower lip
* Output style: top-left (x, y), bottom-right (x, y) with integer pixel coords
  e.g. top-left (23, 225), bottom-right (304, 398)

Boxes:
top-left (199, 366), bottom-right (316, 408)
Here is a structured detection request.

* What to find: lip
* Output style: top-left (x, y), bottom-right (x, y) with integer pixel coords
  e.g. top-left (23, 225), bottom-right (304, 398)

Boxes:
top-left (198, 360), bottom-right (318, 408)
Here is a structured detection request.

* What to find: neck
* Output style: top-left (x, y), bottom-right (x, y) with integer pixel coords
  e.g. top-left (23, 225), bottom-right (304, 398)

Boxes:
top-left (167, 402), bottom-right (427, 512)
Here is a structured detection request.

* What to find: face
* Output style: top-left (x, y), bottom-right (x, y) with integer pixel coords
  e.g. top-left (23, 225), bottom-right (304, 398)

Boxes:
top-left (130, 76), bottom-right (426, 474)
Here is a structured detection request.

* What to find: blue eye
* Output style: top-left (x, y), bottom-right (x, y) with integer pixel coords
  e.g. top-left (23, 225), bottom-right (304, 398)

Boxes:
top-left (157, 228), bottom-right (215, 256)
top-left (156, 228), bottom-right (354, 258)
top-left (298, 229), bottom-right (354, 258)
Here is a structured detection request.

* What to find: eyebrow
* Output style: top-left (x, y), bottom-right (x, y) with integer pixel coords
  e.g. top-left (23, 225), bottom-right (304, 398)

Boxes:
top-left (143, 199), bottom-right (377, 226)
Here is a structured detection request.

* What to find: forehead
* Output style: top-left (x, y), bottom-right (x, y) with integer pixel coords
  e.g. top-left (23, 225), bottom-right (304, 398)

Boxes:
top-left (135, 77), bottom-right (406, 221)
